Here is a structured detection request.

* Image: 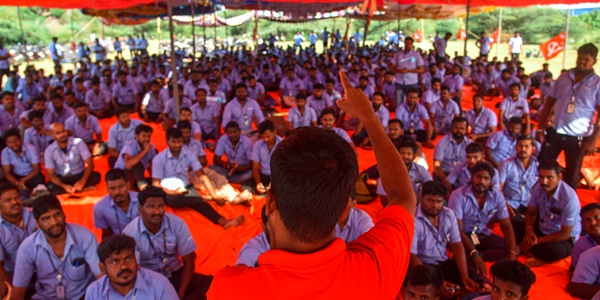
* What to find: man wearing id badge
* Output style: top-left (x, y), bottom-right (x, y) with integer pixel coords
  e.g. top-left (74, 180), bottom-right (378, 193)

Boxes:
top-left (449, 162), bottom-right (518, 277)
top-left (389, 37), bottom-right (424, 109)
top-left (12, 195), bottom-right (102, 300)
top-left (537, 43), bottom-right (600, 189)
top-left (221, 84), bottom-right (265, 140)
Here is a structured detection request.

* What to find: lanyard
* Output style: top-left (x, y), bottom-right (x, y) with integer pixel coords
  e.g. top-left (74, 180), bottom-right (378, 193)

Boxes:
top-left (169, 155), bottom-right (185, 181)
top-left (45, 248), bottom-right (67, 284)
top-left (146, 231), bottom-right (167, 260)
top-left (229, 142), bottom-right (240, 162)
top-left (55, 144), bottom-right (73, 166)
top-left (570, 72), bottom-right (594, 103)
top-left (112, 204), bottom-right (126, 235)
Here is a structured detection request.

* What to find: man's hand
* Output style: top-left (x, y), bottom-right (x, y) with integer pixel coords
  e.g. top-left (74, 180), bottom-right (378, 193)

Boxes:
top-left (64, 185), bottom-right (76, 194)
top-left (518, 241), bottom-right (533, 253)
top-left (73, 180), bottom-right (85, 192)
top-left (256, 182), bottom-right (266, 194)
top-left (582, 140), bottom-right (597, 156)
top-left (535, 130), bottom-right (545, 144)
top-left (473, 256), bottom-right (488, 276)
top-left (175, 186), bottom-right (189, 195)
top-left (507, 252), bottom-right (518, 260)
top-left (178, 290), bottom-right (186, 300)
top-left (507, 205), bottom-right (516, 220)
top-left (423, 139), bottom-right (435, 148)
top-left (337, 71), bottom-right (375, 121)
top-left (523, 227), bottom-right (538, 246)
top-left (440, 281), bottom-right (457, 299)
top-left (228, 163), bottom-right (239, 176)
top-left (468, 133), bottom-right (478, 141)
top-left (461, 276), bottom-right (480, 292)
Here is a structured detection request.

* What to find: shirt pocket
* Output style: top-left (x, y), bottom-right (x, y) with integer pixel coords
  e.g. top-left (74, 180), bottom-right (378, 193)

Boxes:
top-left (65, 258), bottom-right (88, 281)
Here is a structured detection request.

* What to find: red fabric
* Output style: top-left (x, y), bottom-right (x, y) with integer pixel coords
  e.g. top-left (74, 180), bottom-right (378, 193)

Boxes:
top-left (456, 28), bottom-right (467, 41)
top-left (540, 32), bottom-right (566, 61)
top-left (407, 0), bottom-right (586, 7)
top-left (490, 27), bottom-right (501, 45)
top-left (412, 30), bottom-right (423, 42)
top-left (2, 0), bottom-right (161, 9)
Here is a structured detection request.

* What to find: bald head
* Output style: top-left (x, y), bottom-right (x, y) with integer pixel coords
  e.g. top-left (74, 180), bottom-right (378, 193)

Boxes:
top-left (50, 122), bottom-right (68, 143)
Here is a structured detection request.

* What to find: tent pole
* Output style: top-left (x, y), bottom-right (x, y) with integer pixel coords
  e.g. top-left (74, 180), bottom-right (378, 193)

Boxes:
top-left (191, 1), bottom-right (196, 62)
top-left (495, 7), bottom-right (503, 58)
top-left (167, 0), bottom-right (181, 122)
top-left (203, 15), bottom-right (207, 55)
top-left (362, 16), bottom-right (371, 49)
top-left (463, 0), bottom-right (471, 59)
top-left (397, 4), bottom-right (400, 33)
top-left (563, 8), bottom-right (571, 70)
top-left (70, 10), bottom-right (75, 41)
top-left (344, 14), bottom-right (350, 50)
top-left (420, 19), bottom-right (425, 44)
top-left (17, 7), bottom-right (25, 44)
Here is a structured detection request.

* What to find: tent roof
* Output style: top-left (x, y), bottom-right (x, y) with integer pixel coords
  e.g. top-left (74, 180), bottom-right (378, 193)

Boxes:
top-left (411, 0), bottom-right (586, 6)
top-left (0, 0), bottom-right (163, 9)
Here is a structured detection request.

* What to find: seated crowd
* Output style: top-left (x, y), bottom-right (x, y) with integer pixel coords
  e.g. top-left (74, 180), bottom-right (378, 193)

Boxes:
top-left (0, 35), bottom-right (599, 300)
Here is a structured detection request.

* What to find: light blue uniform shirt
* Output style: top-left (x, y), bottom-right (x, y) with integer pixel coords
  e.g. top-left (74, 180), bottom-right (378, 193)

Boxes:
top-left (393, 50), bottom-right (424, 85)
top-left (0, 208), bottom-right (37, 273)
top-left (64, 114), bottom-right (102, 143)
top-left (123, 213), bottom-right (197, 274)
top-left (486, 129), bottom-right (518, 164)
top-left (549, 69), bottom-right (600, 137)
top-left (499, 96), bottom-right (529, 121)
top-left (112, 81), bottom-right (138, 105)
top-left (306, 94), bottom-right (333, 118)
top-left (381, 80), bottom-right (397, 101)
top-left (465, 107), bottom-right (497, 135)
top-left (214, 134), bottom-right (253, 166)
top-left (114, 140), bottom-right (157, 170)
top-left (191, 101), bottom-right (220, 135)
top-left (572, 245), bottom-right (600, 286)
top-left (163, 97), bottom-right (192, 120)
top-left (395, 103), bottom-right (430, 132)
top-left (221, 98), bottom-right (265, 131)
top-left (107, 119), bottom-right (142, 152)
top-left (374, 105), bottom-right (391, 128)
top-left (0, 104), bottom-right (24, 135)
top-left (247, 82), bottom-right (265, 100)
top-left (494, 76), bottom-right (519, 98)
top-left (93, 191), bottom-right (140, 234)
top-left (16, 82), bottom-right (42, 103)
top-left (421, 88), bottom-right (440, 106)
top-left (434, 134), bottom-right (473, 173)
top-left (529, 180), bottom-right (581, 238)
top-left (44, 137), bottom-right (91, 176)
top-left (24, 126), bottom-right (53, 159)
top-left (279, 77), bottom-right (305, 97)
top-left (448, 184), bottom-right (509, 236)
top-left (251, 136), bottom-right (282, 176)
top-left (182, 138), bottom-right (206, 159)
top-left (287, 106), bottom-right (317, 128)
top-left (151, 148), bottom-right (202, 186)
top-left (498, 156), bottom-right (539, 209)
top-left (376, 162), bottom-right (432, 199)
top-left (302, 76), bottom-right (324, 94)
top-left (142, 90), bottom-right (169, 113)
top-left (85, 89), bottom-right (111, 110)
top-left (445, 161), bottom-right (500, 190)
top-left (430, 100), bottom-right (460, 135)
top-left (572, 235), bottom-right (598, 270)
top-left (85, 267), bottom-right (179, 300)
top-left (1, 142), bottom-right (39, 177)
top-left (411, 206), bottom-right (462, 265)
top-left (443, 74), bottom-right (464, 94)
top-left (13, 223), bottom-right (101, 300)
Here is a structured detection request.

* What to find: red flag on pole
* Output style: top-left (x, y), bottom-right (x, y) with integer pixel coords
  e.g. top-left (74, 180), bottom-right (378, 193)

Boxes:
top-left (412, 30), bottom-right (422, 42)
top-left (456, 28), bottom-right (467, 41)
top-left (540, 31), bottom-right (566, 61)
top-left (490, 27), bottom-right (501, 45)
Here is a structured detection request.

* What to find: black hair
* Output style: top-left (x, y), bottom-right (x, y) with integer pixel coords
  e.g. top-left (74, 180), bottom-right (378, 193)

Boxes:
top-left (195, 88), bottom-right (207, 96)
top-left (0, 182), bottom-right (19, 199)
top-left (261, 205), bottom-right (268, 225)
top-left (490, 260), bottom-right (536, 295)
top-left (1, 91), bottom-right (14, 99)
top-left (258, 120), bottom-right (275, 135)
top-left (234, 83), bottom-right (247, 94)
top-left (2, 128), bottom-right (21, 141)
top-left (471, 161), bottom-right (495, 179)
top-left (33, 96), bottom-right (46, 104)
top-left (440, 85), bottom-right (451, 92)
top-left (431, 78), bottom-right (442, 85)
top-left (473, 93), bottom-right (484, 100)
top-left (581, 203), bottom-right (600, 217)
top-left (508, 117), bottom-right (523, 126)
top-left (406, 87), bottom-right (420, 97)
top-left (91, 76), bottom-right (100, 85)
top-left (405, 37), bottom-right (414, 43)
top-left (420, 181), bottom-right (448, 198)
top-left (313, 83), bottom-right (325, 90)
top-left (117, 71), bottom-right (127, 77)
top-left (388, 119), bottom-right (404, 128)
top-left (451, 116), bottom-right (468, 127)
top-left (372, 92), bottom-right (384, 99)
top-left (116, 107), bottom-right (129, 117)
top-left (225, 121), bottom-right (240, 131)
top-left (97, 234), bottom-right (137, 263)
top-left (49, 93), bottom-right (62, 101)
top-left (537, 159), bottom-right (562, 176)
top-left (177, 120), bottom-right (192, 131)
top-left (138, 186), bottom-right (166, 206)
top-left (28, 110), bottom-right (44, 122)
top-left (166, 127), bottom-right (183, 141)
top-left (135, 124), bottom-right (153, 135)
top-left (32, 195), bottom-right (63, 219)
top-left (319, 108), bottom-right (336, 119)
top-left (578, 43), bottom-right (598, 59)
top-left (64, 91), bottom-right (75, 98)
top-left (295, 93), bottom-right (307, 100)
top-left (405, 265), bottom-right (444, 293)
top-left (180, 107), bottom-right (192, 114)
top-left (509, 83), bottom-right (521, 90)
top-left (105, 168), bottom-right (128, 183)
top-left (73, 101), bottom-right (88, 110)
top-left (516, 134), bottom-right (534, 146)
top-left (270, 127), bottom-right (358, 243)
top-left (399, 141), bottom-right (417, 154)
top-left (466, 142), bottom-right (484, 154)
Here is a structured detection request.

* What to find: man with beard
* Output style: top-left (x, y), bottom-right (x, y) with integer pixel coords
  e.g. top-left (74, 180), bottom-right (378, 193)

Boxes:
top-left (242, 120), bottom-right (282, 195)
top-left (122, 187), bottom-right (213, 300)
top-left (376, 141), bottom-right (431, 205)
top-left (23, 111), bottom-right (52, 159)
top-left (515, 160), bottom-right (581, 267)
top-left (85, 76), bottom-right (113, 118)
top-left (45, 122), bottom-right (101, 195)
top-left (537, 43), bottom-right (600, 190)
top-left (449, 162), bottom-right (517, 277)
top-left (287, 93), bottom-right (317, 129)
top-left (190, 88), bottom-right (221, 141)
top-left (111, 71), bottom-right (139, 112)
top-left (421, 78), bottom-right (441, 112)
top-left (19, 96), bottom-right (52, 130)
top-left (107, 108), bottom-right (143, 169)
top-left (47, 93), bottom-right (74, 125)
top-left (395, 88), bottom-right (434, 147)
top-left (486, 117), bottom-right (523, 168)
top-left (409, 181), bottom-right (481, 299)
top-left (430, 86), bottom-right (461, 137)
top-left (0, 183), bottom-right (37, 295)
top-left (93, 169), bottom-right (140, 239)
top-left (12, 195), bottom-right (101, 300)
top-left (569, 204), bottom-right (600, 274)
top-left (64, 102), bottom-right (104, 152)
top-left (84, 234), bottom-right (178, 299)
top-left (498, 83), bottom-right (530, 134)
top-left (494, 69), bottom-right (519, 99)
top-left (222, 84), bottom-right (265, 139)
top-left (465, 94), bottom-right (498, 144)
top-left (433, 117), bottom-right (473, 183)
top-left (319, 108), bottom-right (357, 158)
top-left (498, 135), bottom-right (539, 225)
top-left (183, 71), bottom-right (207, 101)
top-left (352, 92), bottom-right (390, 147)
top-left (390, 37), bottom-right (424, 109)
top-left (0, 92), bottom-right (25, 138)
top-left (140, 80), bottom-right (168, 123)
top-left (443, 64), bottom-right (465, 107)
top-left (162, 84), bottom-right (192, 130)
top-left (445, 142), bottom-right (500, 193)
top-left (1, 129), bottom-right (45, 200)
top-left (306, 83), bottom-right (333, 118)
top-left (210, 122), bottom-right (253, 184)
top-left (114, 124), bottom-right (157, 191)
top-left (473, 260), bottom-right (536, 300)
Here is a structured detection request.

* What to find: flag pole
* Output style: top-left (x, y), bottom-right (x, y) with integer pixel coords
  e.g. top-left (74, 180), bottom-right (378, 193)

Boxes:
top-left (191, 0), bottom-right (196, 62)
top-left (167, 0), bottom-right (181, 122)
top-left (495, 7), bottom-right (503, 58)
top-left (562, 8), bottom-right (571, 70)
top-left (17, 7), bottom-right (26, 44)
top-left (463, 0), bottom-right (471, 59)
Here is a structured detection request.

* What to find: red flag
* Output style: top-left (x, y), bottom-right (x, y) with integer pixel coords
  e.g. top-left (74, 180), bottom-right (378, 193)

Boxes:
top-left (456, 28), bottom-right (467, 41)
top-left (412, 30), bottom-right (422, 42)
top-left (540, 32), bottom-right (566, 61)
top-left (490, 27), bottom-right (501, 45)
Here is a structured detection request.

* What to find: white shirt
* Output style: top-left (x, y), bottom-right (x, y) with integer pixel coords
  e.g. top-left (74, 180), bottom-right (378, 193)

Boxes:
top-left (509, 36), bottom-right (523, 53)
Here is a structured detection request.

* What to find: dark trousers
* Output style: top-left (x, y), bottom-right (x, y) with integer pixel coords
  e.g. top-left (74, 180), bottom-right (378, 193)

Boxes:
top-left (89, 108), bottom-right (115, 119)
top-left (140, 111), bottom-right (162, 122)
top-left (473, 233), bottom-right (508, 262)
top-left (49, 171), bottom-right (101, 195)
top-left (241, 173), bottom-right (270, 195)
top-left (13, 173), bottom-right (46, 199)
top-left (412, 130), bottom-right (435, 143)
top-left (108, 156), bottom-right (117, 169)
top-left (116, 103), bottom-right (136, 111)
top-left (122, 162), bottom-right (150, 189)
top-left (165, 186), bottom-right (222, 224)
top-left (426, 260), bottom-right (487, 287)
top-left (514, 221), bottom-right (574, 262)
top-left (539, 128), bottom-right (588, 189)
top-left (169, 267), bottom-right (213, 300)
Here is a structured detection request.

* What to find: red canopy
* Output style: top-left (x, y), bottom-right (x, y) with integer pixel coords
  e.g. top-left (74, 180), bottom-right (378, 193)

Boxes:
top-left (0, 0), bottom-right (160, 9)
top-left (409, 0), bottom-right (584, 6)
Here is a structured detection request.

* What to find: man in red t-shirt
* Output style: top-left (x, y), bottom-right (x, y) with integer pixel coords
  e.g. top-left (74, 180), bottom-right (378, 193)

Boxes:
top-left (207, 71), bottom-right (416, 300)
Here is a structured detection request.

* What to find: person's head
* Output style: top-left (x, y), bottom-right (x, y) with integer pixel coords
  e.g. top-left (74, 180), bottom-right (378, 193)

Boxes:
top-left (470, 161), bottom-right (495, 194)
top-left (507, 117), bottom-right (523, 138)
top-left (514, 32), bottom-right (520, 37)
top-left (325, 79), bottom-right (335, 91)
top-left (105, 169), bottom-right (130, 206)
top-left (576, 43), bottom-right (598, 73)
top-left (420, 181), bottom-right (447, 218)
top-left (134, 124), bottom-right (152, 146)
top-left (440, 86), bottom-right (450, 101)
top-left (501, 69), bottom-right (511, 79)
top-left (234, 84), bottom-right (248, 101)
top-left (32, 96), bottom-right (46, 112)
top-left (117, 71), bottom-right (127, 84)
top-left (28, 110), bottom-right (45, 130)
top-left (387, 119), bottom-right (404, 140)
top-left (452, 64), bottom-right (462, 75)
top-left (537, 160), bottom-right (562, 193)
top-left (543, 72), bottom-right (553, 84)
top-left (465, 142), bottom-right (484, 169)
top-left (73, 102), bottom-right (89, 118)
top-left (0, 183), bottom-right (22, 219)
top-left (489, 260), bottom-right (536, 300)
top-left (295, 93), bottom-right (307, 108)
top-left (97, 234), bottom-right (138, 289)
top-left (405, 37), bottom-right (414, 50)
top-left (166, 127), bottom-right (183, 156)
top-left (267, 126), bottom-right (357, 247)
top-left (472, 94), bottom-right (484, 110)
top-left (180, 107), bottom-right (192, 122)
top-left (286, 69), bottom-right (296, 80)
top-left (581, 203), bottom-right (600, 238)
top-left (137, 186), bottom-right (167, 228)
top-left (1, 92), bottom-right (14, 109)
top-left (509, 83), bottom-right (521, 98)
top-left (258, 120), bottom-right (277, 145)
top-left (50, 122), bottom-right (68, 143)
top-left (319, 108), bottom-right (336, 131)
top-left (404, 265), bottom-right (444, 300)
top-left (371, 92), bottom-right (384, 107)
top-left (33, 195), bottom-right (66, 238)
top-left (451, 117), bottom-right (468, 141)
top-left (406, 88), bottom-right (420, 106)
top-left (444, 32), bottom-right (452, 39)
top-left (313, 83), bottom-right (325, 98)
top-left (115, 108), bottom-right (131, 128)
top-left (225, 121), bottom-right (241, 144)
top-left (516, 135), bottom-right (535, 160)
top-left (177, 120), bottom-right (192, 143)
top-left (3, 128), bottom-right (22, 154)
top-left (430, 78), bottom-right (441, 93)
top-left (398, 141), bottom-right (417, 167)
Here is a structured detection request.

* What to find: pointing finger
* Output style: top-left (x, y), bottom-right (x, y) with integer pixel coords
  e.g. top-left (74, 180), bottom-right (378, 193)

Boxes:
top-left (339, 70), bottom-right (352, 91)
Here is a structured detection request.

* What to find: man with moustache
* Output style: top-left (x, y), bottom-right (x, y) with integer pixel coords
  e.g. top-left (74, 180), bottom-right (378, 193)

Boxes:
top-left (444, 142), bottom-right (500, 192)
top-left (433, 117), bottom-right (473, 183)
top-left (93, 169), bottom-right (140, 239)
top-left (486, 117), bottom-right (523, 168)
top-left (514, 160), bottom-right (581, 267)
top-left (85, 234), bottom-right (178, 300)
top-left (12, 195), bottom-right (101, 300)
top-left (114, 124), bottom-right (157, 191)
top-left (569, 203), bottom-right (600, 274)
top-left (449, 162), bottom-right (518, 278)
top-left (122, 187), bottom-right (213, 300)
